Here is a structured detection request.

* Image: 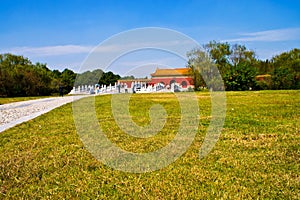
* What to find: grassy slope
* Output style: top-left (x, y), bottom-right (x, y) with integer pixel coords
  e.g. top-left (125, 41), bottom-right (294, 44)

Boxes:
top-left (0, 90), bottom-right (299, 199)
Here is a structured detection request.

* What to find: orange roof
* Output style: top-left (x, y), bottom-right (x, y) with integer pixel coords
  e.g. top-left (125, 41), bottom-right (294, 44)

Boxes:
top-left (151, 68), bottom-right (192, 77)
top-left (118, 78), bottom-right (151, 82)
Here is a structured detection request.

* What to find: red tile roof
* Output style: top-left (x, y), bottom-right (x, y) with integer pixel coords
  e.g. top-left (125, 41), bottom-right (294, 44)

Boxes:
top-left (118, 78), bottom-right (151, 83)
top-left (151, 68), bottom-right (192, 77)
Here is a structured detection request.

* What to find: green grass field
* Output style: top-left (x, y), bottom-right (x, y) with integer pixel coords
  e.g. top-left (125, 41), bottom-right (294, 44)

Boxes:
top-left (0, 90), bottom-right (299, 199)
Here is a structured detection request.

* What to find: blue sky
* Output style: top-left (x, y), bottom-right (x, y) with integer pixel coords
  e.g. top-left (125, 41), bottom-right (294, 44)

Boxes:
top-left (0, 0), bottom-right (299, 76)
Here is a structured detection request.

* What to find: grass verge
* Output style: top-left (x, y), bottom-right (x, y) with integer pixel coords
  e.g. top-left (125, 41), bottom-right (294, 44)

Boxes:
top-left (0, 96), bottom-right (52, 105)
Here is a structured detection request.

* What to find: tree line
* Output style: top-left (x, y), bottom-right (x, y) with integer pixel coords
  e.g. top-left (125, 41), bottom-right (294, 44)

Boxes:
top-left (0, 54), bottom-right (120, 97)
top-left (188, 41), bottom-right (300, 91)
top-left (0, 54), bottom-right (74, 97)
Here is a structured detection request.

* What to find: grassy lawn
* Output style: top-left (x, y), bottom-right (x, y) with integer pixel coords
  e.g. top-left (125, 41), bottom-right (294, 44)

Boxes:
top-left (0, 90), bottom-right (299, 199)
top-left (0, 96), bottom-right (52, 105)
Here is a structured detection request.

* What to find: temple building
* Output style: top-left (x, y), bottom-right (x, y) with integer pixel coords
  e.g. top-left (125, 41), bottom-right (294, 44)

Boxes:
top-left (150, 68), bottom-right (194, 88)
top-left (116, 67), bottom-right (194, 93)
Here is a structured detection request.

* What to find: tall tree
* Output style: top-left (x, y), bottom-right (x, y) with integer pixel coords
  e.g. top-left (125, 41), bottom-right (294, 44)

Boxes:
top-left (204, 41), bottom-right (231, 75)
top-left (187, 42), bottom-right (258, 91)
top-left (74, 69), bottom-right (104, 86)
top-left (270, 48), bottom-right (300, 89)
top-left (98, 71), bottom-right (121, 86)
top-left (60, 68), bottom-right (77, 93)
top-left (187, 48), bottom-right (224, 90)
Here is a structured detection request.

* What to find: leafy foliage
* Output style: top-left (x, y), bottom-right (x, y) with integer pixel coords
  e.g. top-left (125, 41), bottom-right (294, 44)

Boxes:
top-left (74, 69), bottom-right (104, 86)
top-left (188, 42), bottom-right (257, 91)
top-left (271, 67), bottom-right (295, 89)
top-left (224, 62), bottom-right (257, 91)
top-left (75, 69), bottom-right (121, 86)
top-left (98, 71), bottom-right (121, 86)
top-left (188, 42), bottom-right (299, 91)
top-left (0, 54), bottom-right (122, 97)
top-left (119, 75), bottom-right (135, 80)
top-left (0, 54), bottom-right (76, 97)
top-left (270, 48), bottom-right (300, 89)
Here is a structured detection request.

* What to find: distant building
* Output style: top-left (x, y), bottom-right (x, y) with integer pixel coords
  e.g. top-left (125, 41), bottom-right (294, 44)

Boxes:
top-left (117, 68), bottom-right (194, 93)
top-left (150, 68), bottom-right (194, 88)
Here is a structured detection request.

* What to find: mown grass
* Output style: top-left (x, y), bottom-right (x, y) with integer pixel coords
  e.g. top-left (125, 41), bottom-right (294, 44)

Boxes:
top-left (0, 90), bottom-right (299, 199)
top-left (0, 96), bottom-right (51, 105)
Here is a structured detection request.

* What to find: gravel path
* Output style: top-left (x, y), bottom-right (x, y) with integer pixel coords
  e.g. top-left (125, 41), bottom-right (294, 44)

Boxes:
top-left (0, 96), bottom-right (86, 133)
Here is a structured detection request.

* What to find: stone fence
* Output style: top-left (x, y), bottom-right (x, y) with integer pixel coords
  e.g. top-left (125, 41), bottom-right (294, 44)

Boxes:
top-left (69, 82), bottom-right (192, 95)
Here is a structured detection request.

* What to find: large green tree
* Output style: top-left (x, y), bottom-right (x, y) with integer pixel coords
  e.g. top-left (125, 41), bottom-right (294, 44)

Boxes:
top-left (74, 69), bottom-right (104, 86)
top-left (98, 71), bottom-right (121, 86)
top-left (60, 68), bottom-right (77, 93)
top-left (270, 48), bottom-right (300, 89)
top-left (187, 42), bottom-right (258, 91)
top-left (224, 62), bottom-right (257, 91)
top-left (204, 41), bottom-right (231, 75)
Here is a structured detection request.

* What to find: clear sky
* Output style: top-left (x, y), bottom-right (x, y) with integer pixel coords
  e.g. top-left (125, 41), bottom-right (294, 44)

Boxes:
top-left (0, 0), bottom-right (299, 76)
